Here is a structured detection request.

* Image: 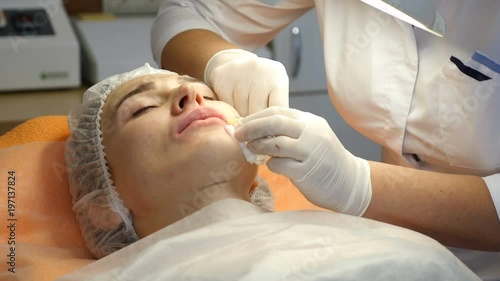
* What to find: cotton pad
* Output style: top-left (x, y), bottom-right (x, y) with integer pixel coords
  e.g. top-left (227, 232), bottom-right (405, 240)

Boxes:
top-left (225, 124), bottom-right (266, 165)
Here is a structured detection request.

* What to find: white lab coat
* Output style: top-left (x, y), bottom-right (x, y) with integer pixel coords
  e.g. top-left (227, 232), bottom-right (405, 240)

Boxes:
top-left (151, 1), bottom-right (500, 279)
top-left (58, 199), bottom-right (480, 281)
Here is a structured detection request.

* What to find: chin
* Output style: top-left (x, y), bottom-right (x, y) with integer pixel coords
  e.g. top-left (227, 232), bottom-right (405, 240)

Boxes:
top-left (201, 139), bottom-right (257, 175)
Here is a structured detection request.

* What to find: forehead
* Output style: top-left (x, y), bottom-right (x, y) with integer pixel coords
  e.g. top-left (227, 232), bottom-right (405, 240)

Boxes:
top-left (106, 73), bottom-right (178, 105)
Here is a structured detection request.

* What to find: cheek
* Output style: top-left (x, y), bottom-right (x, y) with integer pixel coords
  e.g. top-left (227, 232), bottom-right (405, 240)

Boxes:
top-left (211, 102), bottom-right (240, 119)
top-left (105, 119), bottom-right (171, 205)
top-left (121, 120), bottom-right (167, 160)
top-left (122, 124), bottom-right (154, 145)
top-left (108, 118), bottom-right (171, 170)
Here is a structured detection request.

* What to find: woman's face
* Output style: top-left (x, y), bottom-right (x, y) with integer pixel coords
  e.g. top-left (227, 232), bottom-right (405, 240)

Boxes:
top-left (100, 73), bottom-right (258, 236)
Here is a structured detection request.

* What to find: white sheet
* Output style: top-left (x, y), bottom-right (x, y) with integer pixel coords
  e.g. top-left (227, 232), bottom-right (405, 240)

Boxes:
top-left (58, 199), bottom-right (480, 281)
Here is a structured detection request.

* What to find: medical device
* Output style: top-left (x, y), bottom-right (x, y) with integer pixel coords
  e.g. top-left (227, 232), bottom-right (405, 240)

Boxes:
top-left (71, 16), bottom-right (157, 85)
top-left (0, 0), bottom-right (80, 92)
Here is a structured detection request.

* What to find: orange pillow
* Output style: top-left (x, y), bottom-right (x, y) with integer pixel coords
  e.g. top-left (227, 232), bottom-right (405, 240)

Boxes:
top-left (0, 116), bottom-right (324, 281)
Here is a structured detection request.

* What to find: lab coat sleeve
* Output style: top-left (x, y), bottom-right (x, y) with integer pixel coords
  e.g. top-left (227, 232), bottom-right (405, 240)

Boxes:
top-left (483, 173), bottom-right (500, 221)
top-left (151, 0), bottom-right (315, 66)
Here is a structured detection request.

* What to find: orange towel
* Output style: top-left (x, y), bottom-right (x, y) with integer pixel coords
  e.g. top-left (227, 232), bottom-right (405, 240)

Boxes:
top-left (0, 116), bottom-right (70, 149)
top-left (0, 142), bottom-right (95, 281)
top-left (0, 116), bottom-right (94, 281)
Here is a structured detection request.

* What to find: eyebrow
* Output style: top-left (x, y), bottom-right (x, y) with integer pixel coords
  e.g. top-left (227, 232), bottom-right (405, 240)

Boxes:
top-left (114, 81), bottom-right (157, 113)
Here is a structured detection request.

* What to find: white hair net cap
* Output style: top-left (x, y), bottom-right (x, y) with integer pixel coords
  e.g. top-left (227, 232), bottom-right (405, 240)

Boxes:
top-left (65, 63), bottom-right (176, 258)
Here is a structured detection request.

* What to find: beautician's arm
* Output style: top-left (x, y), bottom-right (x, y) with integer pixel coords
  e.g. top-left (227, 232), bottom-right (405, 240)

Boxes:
top-left (234, 107), bottom-right (500, 251)
top-left (365, 161), bottom-right (500, 251)
top-left (161, 29), bottom-right (240, 80)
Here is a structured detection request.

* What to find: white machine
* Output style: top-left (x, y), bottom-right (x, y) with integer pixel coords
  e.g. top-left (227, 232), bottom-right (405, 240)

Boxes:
top-left (71, 0), bottom-right (165, 84)
top-left (0, 0), bottom-right (80, 92)
top-left (72, 16), bottom-right (157, 85)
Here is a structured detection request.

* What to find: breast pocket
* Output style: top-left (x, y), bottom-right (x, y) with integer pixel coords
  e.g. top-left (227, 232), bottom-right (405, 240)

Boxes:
top-left (438, 52), bottom-right (500, 171)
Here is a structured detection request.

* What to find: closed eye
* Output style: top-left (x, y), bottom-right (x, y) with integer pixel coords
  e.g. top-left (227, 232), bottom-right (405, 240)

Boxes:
top-left (203, 96), bottom-right (216, 101)
top-left (132, 105), bottom-right (158, 117)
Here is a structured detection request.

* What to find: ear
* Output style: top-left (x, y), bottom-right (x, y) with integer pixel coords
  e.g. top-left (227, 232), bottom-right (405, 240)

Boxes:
top-left (87, 203), bottom-right (124, 231)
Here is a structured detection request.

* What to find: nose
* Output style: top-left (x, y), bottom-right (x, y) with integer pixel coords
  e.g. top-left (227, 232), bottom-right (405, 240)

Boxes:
top-left (171, 83), bottom-right (205, 115)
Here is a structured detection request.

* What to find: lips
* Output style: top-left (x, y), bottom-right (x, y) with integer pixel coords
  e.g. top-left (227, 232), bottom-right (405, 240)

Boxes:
top-left (177, 107), bottom-right (227, 134)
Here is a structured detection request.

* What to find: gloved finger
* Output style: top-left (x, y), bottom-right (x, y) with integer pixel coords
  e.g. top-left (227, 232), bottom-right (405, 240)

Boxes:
top-left (235, 114), bottom-right (304, 142)
top-left (266, 62), bottom-right (290, 110)
top-left (247, 78), bottom-right (272, 116)
top-left (247, 136), bottom-right (308, 161)
top-left (232, 71), bottom-right (252, 117)
top-left (265, 157), bottom-right (307, 182)
top-left (267, 80), bottom-right (289, 109)
top-left (247, 79), bottom-right (289, 115)
top-left (247, 63), bottom-right (289, 115)
top-left (211, 68), bottom-right (236, 108)
top-left (235, 106), bottom-right (300, 127)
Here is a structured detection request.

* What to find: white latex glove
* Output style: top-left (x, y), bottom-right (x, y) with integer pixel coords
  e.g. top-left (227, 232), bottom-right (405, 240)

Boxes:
top-left (204, 49), bottom-right (289, 116)
top-left (233, 107), bottom-right (372, 216)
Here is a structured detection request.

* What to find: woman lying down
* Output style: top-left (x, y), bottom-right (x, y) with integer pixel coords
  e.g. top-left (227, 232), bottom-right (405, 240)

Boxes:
top-left (59, 64), bottom-right (479, 280)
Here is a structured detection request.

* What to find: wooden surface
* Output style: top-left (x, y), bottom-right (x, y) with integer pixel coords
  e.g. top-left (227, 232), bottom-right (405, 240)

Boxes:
top-left (0, 87), bottom-right (86, 135)
top-left (64, 0), bottom-right (102, 15)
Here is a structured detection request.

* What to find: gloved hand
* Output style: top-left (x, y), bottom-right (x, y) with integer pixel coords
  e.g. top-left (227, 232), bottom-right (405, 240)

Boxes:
top-left (204, 49), bottom-right (289, 116)
top-left (233, 107), bottom-right (372, 216)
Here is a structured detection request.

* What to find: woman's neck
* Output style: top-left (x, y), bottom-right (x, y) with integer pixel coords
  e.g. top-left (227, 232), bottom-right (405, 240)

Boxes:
top-left (134, 181), bottom-right (253, 238)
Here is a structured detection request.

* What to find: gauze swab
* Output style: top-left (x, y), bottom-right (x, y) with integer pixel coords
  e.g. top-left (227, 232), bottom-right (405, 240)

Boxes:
top-left (225, 119), bottom-right (266, 165)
